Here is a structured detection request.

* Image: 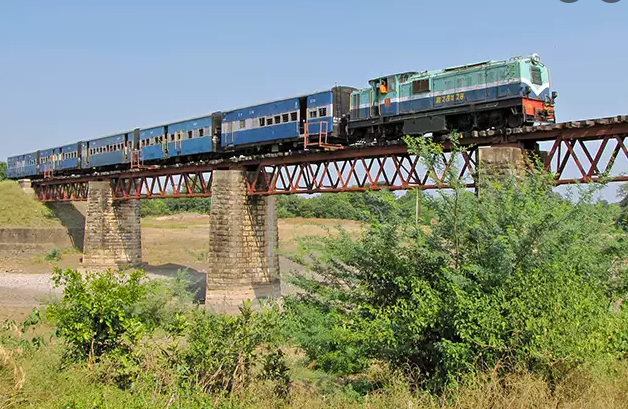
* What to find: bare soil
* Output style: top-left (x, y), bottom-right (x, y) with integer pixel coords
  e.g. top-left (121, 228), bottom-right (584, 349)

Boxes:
top-left (0, 216), bottom-right (365, 318)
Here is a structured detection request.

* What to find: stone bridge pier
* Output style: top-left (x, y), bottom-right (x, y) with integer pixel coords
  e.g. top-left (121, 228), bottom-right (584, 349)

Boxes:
top-left (206, 168), bottom-right (281, 312)
top-left (477, 143), bottom-right (544, 180)
top-left (81, 181), bottom-right (142, 271)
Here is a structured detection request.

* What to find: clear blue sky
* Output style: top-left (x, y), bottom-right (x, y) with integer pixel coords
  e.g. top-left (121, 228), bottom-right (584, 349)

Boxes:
top-left (0, 0), bottom-right (626, 198)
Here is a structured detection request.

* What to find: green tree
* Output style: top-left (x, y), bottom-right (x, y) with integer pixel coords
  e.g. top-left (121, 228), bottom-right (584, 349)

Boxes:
top-left (618, 183), bottom-right (628, 228)
top-left (0, 161), bottom-right (6, 180)
top-left (286, 137), bottom-right (628, 389)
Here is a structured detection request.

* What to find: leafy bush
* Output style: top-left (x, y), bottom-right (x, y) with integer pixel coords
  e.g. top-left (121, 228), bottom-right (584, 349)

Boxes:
top-left (285, 137), bottom-right (628, 389)
top-left (181, 300), bottom-right (288, 395)
top-left (44, 248), bottom-right (62, 262)
top-left (283, 297), bottom-right (369, 374)
top-left (0, 161), bottom-right (6, 181)
top-left (47, 268), bottom-right (160, 362)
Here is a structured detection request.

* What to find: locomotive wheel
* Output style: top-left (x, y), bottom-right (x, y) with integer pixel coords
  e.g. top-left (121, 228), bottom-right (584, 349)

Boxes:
top-left (449, 114), bottom-right (474, 133)
top-left (507, 112), bottom-right (524, 128)
top-left (489, 111), bottom-right (506, 129)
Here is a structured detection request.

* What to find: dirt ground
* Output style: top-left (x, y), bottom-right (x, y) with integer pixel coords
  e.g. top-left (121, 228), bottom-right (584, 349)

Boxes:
top-left (0, 216), bottom-right (364, 319)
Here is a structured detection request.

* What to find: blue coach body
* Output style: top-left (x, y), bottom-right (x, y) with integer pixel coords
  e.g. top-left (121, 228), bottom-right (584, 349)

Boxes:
top-left (305, 90), bottom-right (334, 137)
top-left (58, 143), bottom-right (81, 171)
top-left (221, 97), bottom-right (301, 148)
top-left (165, 115), bottom-right (215, 158)
top-left (7, 152), bottom-right (38, 179)
top-left (86, 133), bottom-right (129, 169)
top-left (38, 147), bottom-right (62, 175)
top-left (139, 125), bottom-right (167, 161)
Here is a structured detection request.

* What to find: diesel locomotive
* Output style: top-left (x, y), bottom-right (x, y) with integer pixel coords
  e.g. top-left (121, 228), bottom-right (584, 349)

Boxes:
top-left (7, 53), bottom-right (556, 180)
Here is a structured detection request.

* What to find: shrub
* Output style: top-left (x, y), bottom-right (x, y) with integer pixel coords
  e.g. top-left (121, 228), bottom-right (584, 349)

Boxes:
top-left (181, 300), bottom-right (289, 395)
top-left (47, 268), bottom-right (159, 362)
top-left (285, 136), bottom-right (628, 389)
top-left (44, 248), bottom-right (62, 262)
top-left (283, 297), bottom-right (369, 374)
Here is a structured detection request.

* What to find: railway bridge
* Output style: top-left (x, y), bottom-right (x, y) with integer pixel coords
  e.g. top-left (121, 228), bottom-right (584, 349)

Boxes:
top-left (22, 116), bottom-right (628, 309)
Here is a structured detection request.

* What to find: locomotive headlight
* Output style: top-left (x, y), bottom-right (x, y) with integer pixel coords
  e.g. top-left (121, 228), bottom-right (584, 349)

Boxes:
top-left (531, 53), bottom-right (541, 63)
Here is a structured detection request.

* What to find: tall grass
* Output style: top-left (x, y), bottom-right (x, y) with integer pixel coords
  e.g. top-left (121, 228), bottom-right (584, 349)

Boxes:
top-left (3, 337), bottom-right (628, 409)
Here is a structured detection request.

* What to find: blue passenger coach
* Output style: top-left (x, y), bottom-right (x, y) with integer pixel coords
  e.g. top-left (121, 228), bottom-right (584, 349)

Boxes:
top-left (85, 132), bottom-right (132, 169)
top-left (165, 114), bottom-right (219, 158)
top-left (139, 114), bottom-right (220, 161)
top-left (221, 97), bottom-right (301, 149)
top-left (58, 143), bottom-right (81, 171)
top-left (139, 125), bottom-right (167, 162)
top-left (38, 147), bottom-right (61, 175)
top-left (220, 86), bottom-right (355, 150)
top-left (7, 152), bottom-right (38, 179)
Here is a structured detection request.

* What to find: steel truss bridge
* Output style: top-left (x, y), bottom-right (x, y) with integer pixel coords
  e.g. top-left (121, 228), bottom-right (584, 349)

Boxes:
top-left (32, 116), bottom-right (628, 202)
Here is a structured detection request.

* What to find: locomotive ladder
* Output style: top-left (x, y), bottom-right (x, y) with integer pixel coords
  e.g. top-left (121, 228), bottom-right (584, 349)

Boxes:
top-left (303, 121), bottom-right (344, 151)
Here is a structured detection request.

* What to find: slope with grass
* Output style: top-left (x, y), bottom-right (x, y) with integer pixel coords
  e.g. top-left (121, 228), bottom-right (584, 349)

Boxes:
top-left (0, 181), bottom-right (61, 228)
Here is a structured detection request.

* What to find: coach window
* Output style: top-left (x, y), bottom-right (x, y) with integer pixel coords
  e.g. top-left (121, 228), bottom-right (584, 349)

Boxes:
top-left (274, 115), bottom-right (281, 124)
top-left (318, 107), bottom-right (327, 117)
top-left (309, 110), bottom-right (318, 119)
top-left (259, 117), bottom-right (265, 127)
top-left (282, 113), bottom-right (289, 123)
top-left (290, 112), bottom-right (298, 122)
top-left (239, 119), bottom-right (246, 129)
top-left (267, 117), bottom-right (273, 125)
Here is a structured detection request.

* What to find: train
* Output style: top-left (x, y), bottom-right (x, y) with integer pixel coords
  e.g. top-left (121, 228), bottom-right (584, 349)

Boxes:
top-left (7, 53), bottom-right (556, 180)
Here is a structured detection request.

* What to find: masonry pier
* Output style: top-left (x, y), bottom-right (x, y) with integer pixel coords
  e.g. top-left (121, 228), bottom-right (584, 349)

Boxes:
top-left (206, 169), bottom-right (281, 312)
top-left (82, 181), bottom-right (142, 271)
top-left (478, 145), bottom-right (527, 178)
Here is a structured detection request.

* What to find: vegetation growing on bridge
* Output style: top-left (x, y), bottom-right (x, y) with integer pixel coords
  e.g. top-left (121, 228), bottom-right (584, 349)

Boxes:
top-left (2, 141), bottom-right (628, 407)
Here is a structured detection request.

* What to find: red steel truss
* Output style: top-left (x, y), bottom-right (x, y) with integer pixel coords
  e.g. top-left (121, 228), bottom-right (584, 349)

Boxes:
top-left (32, 116), bottom-right (628, 202)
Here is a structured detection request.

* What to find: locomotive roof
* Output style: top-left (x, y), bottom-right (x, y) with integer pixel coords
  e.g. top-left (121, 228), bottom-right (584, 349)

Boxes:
top-left (367, 55), bottom-right (540, 84)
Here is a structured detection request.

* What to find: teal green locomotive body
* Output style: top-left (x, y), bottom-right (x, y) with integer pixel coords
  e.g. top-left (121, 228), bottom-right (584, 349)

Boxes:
top-left (348, 54), bottom-right (556, 138)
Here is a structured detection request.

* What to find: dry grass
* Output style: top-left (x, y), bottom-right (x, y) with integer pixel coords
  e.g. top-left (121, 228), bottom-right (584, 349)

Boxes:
top-left (2, 323), bottom-right (628, 408)
top-left (0, 181), bottom-right (61, 228)
top-left (139, 214), bottom-right (365, 269)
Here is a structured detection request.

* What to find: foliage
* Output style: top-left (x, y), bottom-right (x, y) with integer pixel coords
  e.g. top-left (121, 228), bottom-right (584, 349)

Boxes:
top-left (0, 161), bottom-right (6, 181)
top-left (1, 309), bottom-right (46, 352)
top-left (285, 135), bottom-right (628, 389)
top-left (277, 189), bottom-right (429, 224)
top-left (46, 268), bottom-right (160, 362)
top-left (44, 248), bottom-right (62, 262)
top-left (181, 300), bottom-right (289, 395)
top-left (617, 182), bottom-right (628, 229)
top-left (283, 296), bottom-right (370, 374)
